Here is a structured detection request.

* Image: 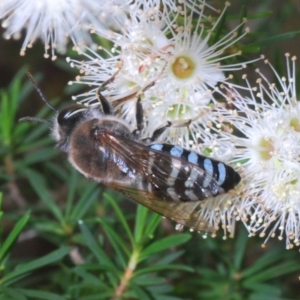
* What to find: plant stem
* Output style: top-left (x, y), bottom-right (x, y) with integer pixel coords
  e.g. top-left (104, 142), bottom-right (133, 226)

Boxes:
top-left (112, 248), bottom-right (140, 299)
top-left (4, 155), bottom-right (25, 207)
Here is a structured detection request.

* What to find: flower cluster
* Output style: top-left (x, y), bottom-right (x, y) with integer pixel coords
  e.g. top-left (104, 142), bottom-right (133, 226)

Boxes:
top-left (66, 0), bottom-right (259, 242)
top-left (215, 54), bottom-right (300, 249)
top-left (2, 0), bottom-right (299, 251)
top-left (68, 1), bottom-right (254, 152)
top-left (0, 0), bottom-right (130, 59)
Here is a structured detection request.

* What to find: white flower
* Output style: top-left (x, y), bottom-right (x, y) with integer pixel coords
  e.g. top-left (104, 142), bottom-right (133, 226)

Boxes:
top-left (67, 1), bottom-right (256, 239)
top-left (132, 0), bottom-right (218, 13)
top-left (68, 1), bottom-right (256, 154)
top-left (67, 47), bottom-right (123, 104)
top-left (217, 53), bottom-right (300, 249)
top-left (0, 0), bottom-right (129, 59)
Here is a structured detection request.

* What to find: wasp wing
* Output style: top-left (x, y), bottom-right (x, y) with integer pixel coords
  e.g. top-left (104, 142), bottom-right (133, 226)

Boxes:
top-left (99, 131), bottom-right (222, 201)
top-left (108, 182), bottom-right (214, 232)
top-left (95, 131), bottom-right (220, 231)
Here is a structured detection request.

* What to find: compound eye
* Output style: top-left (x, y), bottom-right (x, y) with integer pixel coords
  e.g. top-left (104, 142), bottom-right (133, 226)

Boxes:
top-left (57, 104), bottom-right (87, 127)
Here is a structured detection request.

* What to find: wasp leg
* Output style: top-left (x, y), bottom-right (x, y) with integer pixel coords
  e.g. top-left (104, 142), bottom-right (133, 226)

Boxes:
top-left (139, 121), bottom-right (172, 143)
top-left (96, 91), bottom-right (112, 115)
top-left (132, 95), bottom-right (144, 138)
top-left (132, 77), bottom-right (160, 139)
top-left (148, 121), bottom-right (172, 142)
top-left (136, 95), bottom-right (144, 132)
top-left (95, 62), bottom-right (123, 114)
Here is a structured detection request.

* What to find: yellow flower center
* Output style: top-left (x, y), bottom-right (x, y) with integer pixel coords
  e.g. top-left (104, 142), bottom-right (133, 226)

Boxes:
top-left (290, 117), bottom-right (300, 132)
top-left (172, 56), bottom-right (195, 79)
top-left (259, 138), bottom-right (274, 160)
top-left (167, 104), bottom-right (190, 119)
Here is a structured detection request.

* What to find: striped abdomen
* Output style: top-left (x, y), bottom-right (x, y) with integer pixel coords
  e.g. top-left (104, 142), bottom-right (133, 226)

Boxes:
top-left (148, 143), bottom-right (241, 202)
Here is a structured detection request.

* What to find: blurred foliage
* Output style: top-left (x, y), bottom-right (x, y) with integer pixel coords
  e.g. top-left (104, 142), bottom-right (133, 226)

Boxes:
top-left (0, 1), bottom-right (300, 299)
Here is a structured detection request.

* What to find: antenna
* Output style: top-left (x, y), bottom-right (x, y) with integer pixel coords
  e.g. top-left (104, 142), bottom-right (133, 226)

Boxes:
top-left (26, 71), bottom-right (57, 112)
top-left (18, 116), bottom-right (52, 124)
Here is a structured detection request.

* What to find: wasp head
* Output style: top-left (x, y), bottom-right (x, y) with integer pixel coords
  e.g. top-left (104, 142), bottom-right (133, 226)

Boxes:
top-left (52, 105), bottom-right (104, 152)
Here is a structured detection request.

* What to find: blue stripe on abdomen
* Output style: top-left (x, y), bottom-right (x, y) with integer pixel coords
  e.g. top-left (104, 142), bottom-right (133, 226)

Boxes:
top-left (148, 143), bottom-right (240, 194)
top-left (170, 146), bottom-right (184, 157)
top-left (217, 163), bottom-right (226, 186)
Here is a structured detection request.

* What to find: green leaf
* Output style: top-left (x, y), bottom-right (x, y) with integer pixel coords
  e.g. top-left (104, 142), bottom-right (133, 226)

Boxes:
top-left (243, 282), bottom-right (281, 294)
top-left (130, 283), bottom-right (152, 300)
top-left (12, 288), bottom-right (66, 300)
top-left (0, 68), bottom-right (37, 147)
top-left (0, 91), bottom-right (11, 145)
top-left (19, 148), bottom-right (57, 166)
top-left (247, 31), bottom-right (300, 48)
top-left (23, 168), bottom-right (64, 223)
top-left (70, 183), bottom-right (99, 221)
top-left (134, 205), bottom-right (148, 243)
top-left (0, 192), bottom-right (2, 217)
top-left (43, 162), bottom-right (69, 182)
top-left (65, 169), bottom-right (79, 218)
top-left (1, 246), bottom-right (70, 286)
top-left (198, 266), bottom-right (223, 279)
top-left (242, 248), bottom-right (285, 278)
top-left (244, 261), bottom-right (299, 283)
top-left (18, 120), bottom-right (49, 146)
top-left (0, 287), bottom-right (27, 300)
top-left (154, 250), bottom-right (185, 266)
top-left (16, 137), bottom-right (53, 154)
top-left (247, 10), bottom-right (273, 19)
top-left (233, 228), bottom-right (248, 270)
top-left (78, 220), bottom-right (118, 277)
top-left (34, 220), bottom-right (67, 236)
top-left (104, 193), bottom-right (134, 245)
top-left (241, 44), bottom-right (261, 54)
top-left (248, 293), bottom-right (283, 300)
top-left (151, 296), bottom-right (181, 300)
top-left (98, 218), bottom-right (130, 267)
top-left (144, 213), bottom-right (162, 238)
top-left (146, 283), bottom-right (173, 294)
top-left (211, 7), bottom-right (227, 45)
top-left (135, 264), bottom-right (193, 277)
top-left (73, 266), bottom-right (110, 289)
top-left (133, 275), bottom-right (165, 286)
top-left (0, 213), bottom-right (30, 262)
top-left (75, 292), bottom-right (116, 300)
top-left (237, 5), bottom-right (247, 37)
top-left (140, 234), bottom-right (191, 259)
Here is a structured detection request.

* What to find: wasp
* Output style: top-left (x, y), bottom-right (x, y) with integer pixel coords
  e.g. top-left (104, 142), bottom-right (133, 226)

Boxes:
top-left (20, 72), bottom-right (241, 232)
